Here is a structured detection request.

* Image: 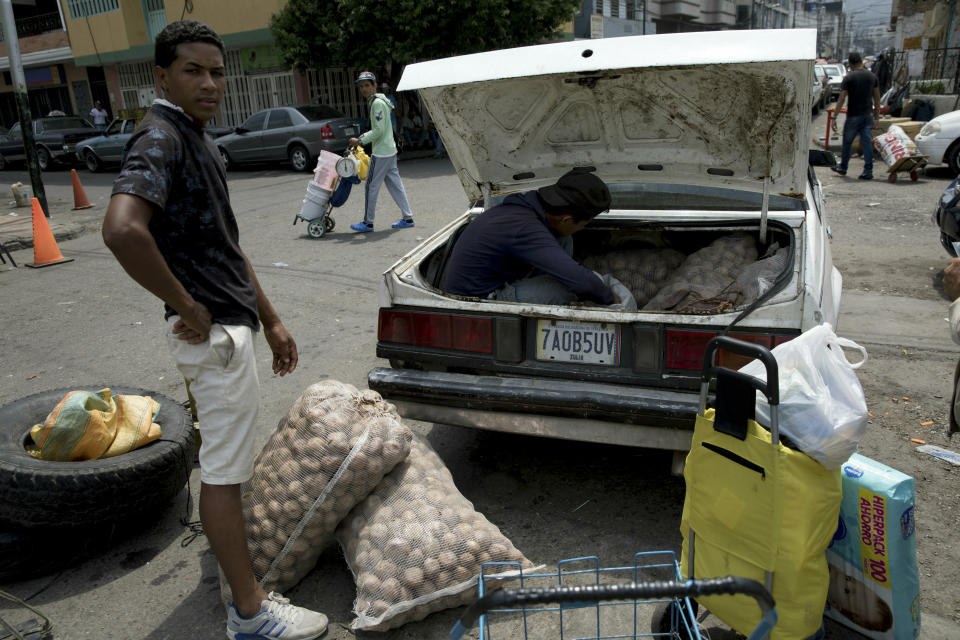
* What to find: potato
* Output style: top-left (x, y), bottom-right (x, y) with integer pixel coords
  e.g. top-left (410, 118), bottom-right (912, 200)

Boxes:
top-left (403, 566), bottom-right (424, 585)
top-left (282, 499), bottom-right (301, 519)
top-left (358, 572), bottom-right (380, 593)
top-left (380, 576), bottom-right (401, 601)
top-left (438, 550), bottom-right (457, 569)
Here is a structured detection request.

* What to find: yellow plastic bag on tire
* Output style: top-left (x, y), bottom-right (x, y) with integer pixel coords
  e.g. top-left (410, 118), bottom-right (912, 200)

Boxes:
top-left (29, 388), bottom-right (161, 461)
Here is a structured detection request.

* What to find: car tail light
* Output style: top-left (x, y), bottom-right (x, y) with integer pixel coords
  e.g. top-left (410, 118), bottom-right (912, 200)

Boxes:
top-left (379, 310), bottom-right (413, 344)
top-left (665, 330), bottom-right (715, 370)
top-left (413, 313), bottom-right (451, 348)
top-left (320, 125), bottom-right (334, 140)
top-left (665, 329), bottom-right (776, 371)
top-left (378, 309), bottom-right (492, 354)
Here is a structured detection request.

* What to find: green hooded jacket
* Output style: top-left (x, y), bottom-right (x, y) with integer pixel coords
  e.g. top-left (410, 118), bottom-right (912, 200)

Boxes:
top-left (359, 93), bottom-right (397, 157)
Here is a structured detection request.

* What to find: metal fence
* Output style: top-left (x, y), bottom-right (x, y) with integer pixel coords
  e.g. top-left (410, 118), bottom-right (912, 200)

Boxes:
top-left (887, 47), bottom-right (960, 95)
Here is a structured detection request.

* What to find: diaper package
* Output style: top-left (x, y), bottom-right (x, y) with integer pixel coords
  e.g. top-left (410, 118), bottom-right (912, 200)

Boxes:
top-left (825, 454), bottom-right (920, 639)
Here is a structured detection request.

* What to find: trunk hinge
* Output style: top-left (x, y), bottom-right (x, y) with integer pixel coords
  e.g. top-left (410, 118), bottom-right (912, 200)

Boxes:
top-left (759, 176), bottom-right (770, 244)
top-left (481, 183), bottom-right (492, 209)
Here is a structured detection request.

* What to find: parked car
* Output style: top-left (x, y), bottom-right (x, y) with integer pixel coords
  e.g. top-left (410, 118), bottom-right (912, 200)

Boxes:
top-left (817, 63), bottom-right (846, 101)
top-left (371, 30), bottom-right (841, 467)
top-left (915, 110), bottom-right (960, 175)
top-left (76, 118), bottom-right (240, 172)
top-left (933, 176), bottom-right (960, 256)
top-left (76, 117), bottom-right (138, 172)
top-left (0, 116), bottom-right (99, 171)
top-left (216, 105), bottom-right (360, 172)
top-left (812, 66), bottom-right (825, 114)
top-left (813, 65), bottom-right (828, 113)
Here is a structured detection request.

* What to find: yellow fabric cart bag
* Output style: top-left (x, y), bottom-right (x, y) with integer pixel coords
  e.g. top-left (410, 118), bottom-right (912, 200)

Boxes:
top-left (680, 337), bottom-right (842, 640)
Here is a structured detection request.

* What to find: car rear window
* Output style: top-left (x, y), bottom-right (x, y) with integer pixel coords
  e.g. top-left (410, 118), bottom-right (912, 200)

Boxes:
top-left (41, 118), bottom-right (94, 131)
top-left (608, 183), bottom-right (805, 211)
top-left (297, 105), bottom-right (345, 121)
top-left (482, 183), bottom-right (805, 212)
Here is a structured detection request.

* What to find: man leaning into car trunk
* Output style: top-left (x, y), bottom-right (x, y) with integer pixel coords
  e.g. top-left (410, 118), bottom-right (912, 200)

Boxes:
top-left (443, 169), bottom-right (616, 305)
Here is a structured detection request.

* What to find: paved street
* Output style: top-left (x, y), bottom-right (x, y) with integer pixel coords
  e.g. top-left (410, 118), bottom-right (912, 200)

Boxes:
top-left (0, 115), bottom-right (958, 639)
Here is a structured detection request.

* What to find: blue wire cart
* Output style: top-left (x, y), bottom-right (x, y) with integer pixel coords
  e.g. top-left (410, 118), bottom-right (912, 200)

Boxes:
top-left (450, 551), bottom-right (777, 640)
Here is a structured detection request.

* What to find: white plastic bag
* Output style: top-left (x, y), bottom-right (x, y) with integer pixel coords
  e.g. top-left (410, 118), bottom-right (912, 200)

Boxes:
top-left (598, 273), bottom-right (638, 311)
top-left (739, 323), bottom-right (868, 468)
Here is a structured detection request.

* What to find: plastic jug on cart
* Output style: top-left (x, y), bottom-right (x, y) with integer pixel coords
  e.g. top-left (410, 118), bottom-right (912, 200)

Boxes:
top-left (313, 150), bottom-right (339, 190)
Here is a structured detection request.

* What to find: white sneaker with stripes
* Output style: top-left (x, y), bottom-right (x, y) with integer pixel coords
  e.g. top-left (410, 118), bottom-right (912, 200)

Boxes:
top-left (226, 592), bottom-right (328, 640)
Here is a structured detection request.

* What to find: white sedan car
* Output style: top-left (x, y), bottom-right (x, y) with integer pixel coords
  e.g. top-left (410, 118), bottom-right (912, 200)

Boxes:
top-left (370, 29), bottom-right (841, 466)
top-left (915, 110), bottom-right (960, 175)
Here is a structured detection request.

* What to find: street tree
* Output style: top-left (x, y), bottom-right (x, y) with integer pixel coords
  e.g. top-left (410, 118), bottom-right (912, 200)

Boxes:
top-left (270, 0), bottom-right (582, 81)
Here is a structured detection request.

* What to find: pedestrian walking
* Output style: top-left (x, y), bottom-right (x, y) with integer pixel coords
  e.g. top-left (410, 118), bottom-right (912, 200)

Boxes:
top-left (348, 70), bottom-right (415, 232)
top-left (90, 100), bottom-right (108, 131)
top-left (831, 51), bottom-right (881, 180)
top-left (101, 20), bottom-right (328, 640)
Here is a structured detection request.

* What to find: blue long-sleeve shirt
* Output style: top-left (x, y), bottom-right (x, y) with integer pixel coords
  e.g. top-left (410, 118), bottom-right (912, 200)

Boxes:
top-left (443, 191), bottom-right (614, 305)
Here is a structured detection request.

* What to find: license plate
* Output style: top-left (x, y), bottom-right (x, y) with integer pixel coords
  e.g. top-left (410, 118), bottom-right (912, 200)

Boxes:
top-left (344, 127), bottom-right (357, 136)
top-left (536, 320), bottom-right (620, 366)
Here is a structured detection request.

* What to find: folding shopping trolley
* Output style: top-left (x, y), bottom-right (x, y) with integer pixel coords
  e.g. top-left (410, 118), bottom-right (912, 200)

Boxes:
top-left (679, 337), bottom-right (842, 640)
top-left (293, 146), bottom-right (368, 239)
top-left (450, 551), bottom-right (777, 640)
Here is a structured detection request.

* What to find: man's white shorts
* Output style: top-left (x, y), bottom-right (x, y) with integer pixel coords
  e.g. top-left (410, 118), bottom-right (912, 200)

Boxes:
top-left (166, 316), bottom-right (259, 485)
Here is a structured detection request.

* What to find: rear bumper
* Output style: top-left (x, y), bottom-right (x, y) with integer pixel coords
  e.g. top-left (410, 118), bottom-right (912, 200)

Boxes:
top-left (367, 367), bottom-right (700, 450)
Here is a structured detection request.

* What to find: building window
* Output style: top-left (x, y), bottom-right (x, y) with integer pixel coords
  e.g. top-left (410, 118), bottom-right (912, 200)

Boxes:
top-left (66, 0), bottom-right (120, 19)
top-left (118, 60), bottom-right (155, 109)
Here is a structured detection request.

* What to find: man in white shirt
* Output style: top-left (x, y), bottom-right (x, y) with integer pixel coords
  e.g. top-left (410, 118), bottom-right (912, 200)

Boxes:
top-left (90, 101), bottom-right (108, 131)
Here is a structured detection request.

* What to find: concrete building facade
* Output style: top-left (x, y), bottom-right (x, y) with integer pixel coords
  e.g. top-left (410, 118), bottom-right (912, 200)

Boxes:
top-left (0, 0), bottom-right (369, 130)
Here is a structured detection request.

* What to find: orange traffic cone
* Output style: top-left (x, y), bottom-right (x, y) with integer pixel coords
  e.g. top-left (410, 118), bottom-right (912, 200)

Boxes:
top-left (70, 169), bottom-right (93, 210)
top-left (26, 198), bottom-right (73, 269)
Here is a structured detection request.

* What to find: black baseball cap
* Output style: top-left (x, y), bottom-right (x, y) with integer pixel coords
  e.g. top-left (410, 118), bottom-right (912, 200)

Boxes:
top-left (538, 169), bottom-right (611, 217)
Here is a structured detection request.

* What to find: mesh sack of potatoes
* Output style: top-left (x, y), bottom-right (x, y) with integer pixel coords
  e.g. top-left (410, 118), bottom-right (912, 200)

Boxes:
top-left (643, 233), bottom-right (758, 313)
top-left (337, 433), bottom-right (537, 631)
top-left (229, 379), bottom-right (413, 598)
top-left (583, 247), bottom-right (685, 307)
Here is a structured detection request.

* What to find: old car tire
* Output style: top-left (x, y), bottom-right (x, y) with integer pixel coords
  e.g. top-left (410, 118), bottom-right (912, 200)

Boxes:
top-left (0, 387), bottom-right (193, 530)
top-left (289, 144), bottom-right (311, 172)
top-left (219, 147), bottom-right (231, 171)
top-left (941, 232), bottom-right (958, 257)
top-left (84, 151), bottom-right (102, 173)
top-left (36, 147), bottom-right (51, 171)
top-left (947, 141), bottom-right (960, 176)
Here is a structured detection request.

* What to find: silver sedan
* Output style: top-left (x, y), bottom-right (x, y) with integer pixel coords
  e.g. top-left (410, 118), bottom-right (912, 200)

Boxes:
top-left (216, 105), bottom-right (361, 172)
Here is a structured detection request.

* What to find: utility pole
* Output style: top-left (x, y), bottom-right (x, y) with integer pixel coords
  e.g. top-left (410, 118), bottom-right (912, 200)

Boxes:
top-left (1, 0), bottom-right (49, 218)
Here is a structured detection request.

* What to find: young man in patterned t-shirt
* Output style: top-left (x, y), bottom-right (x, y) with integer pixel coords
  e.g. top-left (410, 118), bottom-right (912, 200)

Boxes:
top-left (102, 20), bottom-right (327, 640)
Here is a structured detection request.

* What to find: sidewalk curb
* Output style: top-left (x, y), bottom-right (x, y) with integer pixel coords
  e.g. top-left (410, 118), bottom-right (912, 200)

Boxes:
top-left (0, 208), bottom-right (103, 252)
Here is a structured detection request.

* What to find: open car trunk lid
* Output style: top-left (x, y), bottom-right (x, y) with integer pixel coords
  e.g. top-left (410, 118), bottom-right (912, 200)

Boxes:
top-left (397, 28), bottom-right (815, 218)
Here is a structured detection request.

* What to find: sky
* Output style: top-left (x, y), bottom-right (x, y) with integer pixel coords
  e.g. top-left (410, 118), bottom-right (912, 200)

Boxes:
top-left (843, 0), bottom-right (894, 27)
